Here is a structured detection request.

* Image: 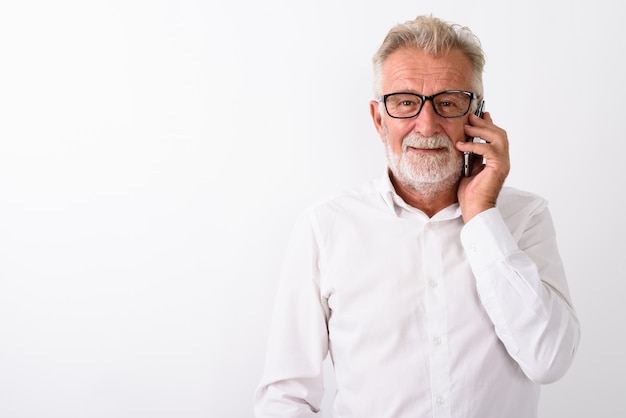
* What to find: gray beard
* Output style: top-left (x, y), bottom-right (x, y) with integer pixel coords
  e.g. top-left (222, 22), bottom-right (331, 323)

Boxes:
top-left (384, 130), bottom-right (462, 198)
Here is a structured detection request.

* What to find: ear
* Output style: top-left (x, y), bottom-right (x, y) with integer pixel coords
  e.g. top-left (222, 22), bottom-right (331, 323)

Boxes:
top-left (369, 100), bottom-right (386, 141)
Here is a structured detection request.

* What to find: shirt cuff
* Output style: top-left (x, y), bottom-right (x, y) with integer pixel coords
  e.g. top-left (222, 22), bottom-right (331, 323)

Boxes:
top-left (460, 207), bottom-right (518, 271)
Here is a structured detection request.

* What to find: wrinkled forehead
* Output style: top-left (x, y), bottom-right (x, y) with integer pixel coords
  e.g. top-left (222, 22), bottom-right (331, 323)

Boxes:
top-left (381, 47), bottom-right (474, 94)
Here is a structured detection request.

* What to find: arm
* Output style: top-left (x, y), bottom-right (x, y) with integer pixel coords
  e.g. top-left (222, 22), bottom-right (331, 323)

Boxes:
top-left (460, 205), bottom-right (580, 384)
top-left (254, 211), bottom-right (329, 417)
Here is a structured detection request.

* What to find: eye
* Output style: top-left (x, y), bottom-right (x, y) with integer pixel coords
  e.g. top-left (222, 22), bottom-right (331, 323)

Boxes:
top-left (384, 93), bottom-right (423, 117)
top-left (436, 98), bottom-right (462, 109)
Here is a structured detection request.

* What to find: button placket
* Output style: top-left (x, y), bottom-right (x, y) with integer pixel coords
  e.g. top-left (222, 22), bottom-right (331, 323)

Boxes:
top-left (422, 221), bottom-right (452, 418)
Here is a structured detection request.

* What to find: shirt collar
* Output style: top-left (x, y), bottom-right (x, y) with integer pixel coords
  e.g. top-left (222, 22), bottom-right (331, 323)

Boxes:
top-left (378, 168), bottom-right (462, 220)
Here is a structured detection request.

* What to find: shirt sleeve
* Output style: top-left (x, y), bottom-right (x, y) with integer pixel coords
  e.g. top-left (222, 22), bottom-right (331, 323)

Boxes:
top-left (460, 206), bottom-right (580, 384)
top-left (254, 210), bottom-right (329, 417)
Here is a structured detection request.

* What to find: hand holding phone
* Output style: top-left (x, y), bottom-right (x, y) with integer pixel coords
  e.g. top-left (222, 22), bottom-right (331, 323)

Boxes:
top-left (462, 100), bottom-right (485, 177)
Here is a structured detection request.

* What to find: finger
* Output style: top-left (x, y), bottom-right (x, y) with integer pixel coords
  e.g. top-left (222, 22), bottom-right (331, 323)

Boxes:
top-left (465, 125), bottom-right (508, 150)
top-left (464, 118), bottom-right (489, 142)
top-left (480, 111), bottom-right (493, 123)
top-left (469, 112), bottom-right (491, 126)
top-left (459, 139), bottom-right (505, 165)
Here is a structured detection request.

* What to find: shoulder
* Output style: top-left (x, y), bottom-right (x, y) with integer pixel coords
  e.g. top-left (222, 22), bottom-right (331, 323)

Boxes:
top-left (497, 186), bottom-right (548, 213)
top-left (297, 179), bottom-right (387, 226)
top-left (308, 179), bottom-right (383, 212)
top-left (496, 186), bottom-right (552, 237)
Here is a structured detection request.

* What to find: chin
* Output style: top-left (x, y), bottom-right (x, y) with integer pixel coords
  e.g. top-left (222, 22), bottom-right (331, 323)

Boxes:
top-left (406, 174), bottom-right (460, 197)
top-left (393, 157), bottom-right (462, 197)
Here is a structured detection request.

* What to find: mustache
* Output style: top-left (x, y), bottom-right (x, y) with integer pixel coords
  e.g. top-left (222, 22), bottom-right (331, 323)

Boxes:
top-left (401, 134), bottom-right (452, 152)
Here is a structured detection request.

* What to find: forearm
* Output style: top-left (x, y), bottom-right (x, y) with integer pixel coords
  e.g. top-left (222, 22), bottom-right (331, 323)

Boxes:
top-left (461, 208), bottom-right (580, 383)
top-left (254, 298), bottom-right (328, 417)
top-left (254, 212), bottom-right (329, 416)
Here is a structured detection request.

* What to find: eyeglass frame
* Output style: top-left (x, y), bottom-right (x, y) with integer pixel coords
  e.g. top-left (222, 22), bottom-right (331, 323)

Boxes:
top-left (378, 90), bottom-right (478, 119)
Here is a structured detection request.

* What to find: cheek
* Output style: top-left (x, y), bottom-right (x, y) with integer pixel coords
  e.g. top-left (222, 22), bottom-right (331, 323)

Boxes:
top-left (444, 122), bottom-right (468, 146)
top-left (385, 131), bottom-right (407, 156)
top-left (383, 121), bottom-right (412, 149)
top-left (442, 118), bottom-right (463, 135)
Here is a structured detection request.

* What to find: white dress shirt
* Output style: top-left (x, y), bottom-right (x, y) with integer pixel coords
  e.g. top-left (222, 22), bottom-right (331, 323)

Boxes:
top-left (254, 172), bottom-right (580, 418)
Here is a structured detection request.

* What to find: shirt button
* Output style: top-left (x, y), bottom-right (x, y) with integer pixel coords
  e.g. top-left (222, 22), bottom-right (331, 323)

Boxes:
top-left (428, 280), bottom-right (438, 288)
top-left (433, 337), bottom-right (442, 346)
top-left (468, 243), bottom-right (478, 252)
top-left (436, 396), bottom-right (445, 406)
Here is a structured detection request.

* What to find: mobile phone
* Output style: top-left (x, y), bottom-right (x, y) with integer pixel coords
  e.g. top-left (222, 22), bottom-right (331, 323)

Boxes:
top-left (462, 100), bottom-right (485, 177)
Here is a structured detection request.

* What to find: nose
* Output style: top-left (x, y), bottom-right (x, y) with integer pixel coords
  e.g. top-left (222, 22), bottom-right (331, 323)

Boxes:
top-left (413, 100), bottom-right (441, 137)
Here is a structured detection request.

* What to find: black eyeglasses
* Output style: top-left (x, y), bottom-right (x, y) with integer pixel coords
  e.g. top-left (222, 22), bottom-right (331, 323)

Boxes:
top-left (379, 90), bottom-right (476, 119)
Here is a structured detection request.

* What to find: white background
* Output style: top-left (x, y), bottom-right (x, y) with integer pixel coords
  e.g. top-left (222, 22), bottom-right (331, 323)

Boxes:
top-left (0, 0), bottom-right (623, 417)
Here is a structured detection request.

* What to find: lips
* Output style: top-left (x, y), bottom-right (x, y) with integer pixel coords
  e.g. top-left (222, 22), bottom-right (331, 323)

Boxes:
top-left (406, 145), bottom-right (448, 153)
top-left (402, 134), bottom-right (452, 153)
